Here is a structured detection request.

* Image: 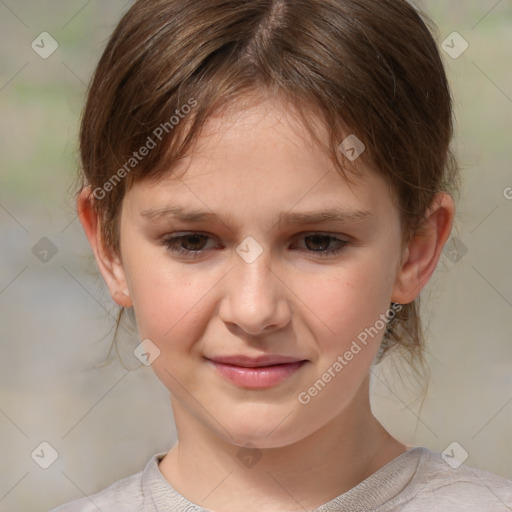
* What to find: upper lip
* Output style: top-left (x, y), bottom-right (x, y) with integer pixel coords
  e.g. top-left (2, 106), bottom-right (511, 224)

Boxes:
top-left (207, 355), bottom-right (306, 368)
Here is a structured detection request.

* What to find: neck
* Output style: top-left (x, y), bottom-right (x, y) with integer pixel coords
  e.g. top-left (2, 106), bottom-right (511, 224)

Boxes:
top-left (159, 375), bottom-right (407, 512)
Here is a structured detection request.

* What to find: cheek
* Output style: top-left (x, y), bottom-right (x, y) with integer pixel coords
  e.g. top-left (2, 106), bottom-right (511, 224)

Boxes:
top-left (296, 258), bottom-right (396, 350)
top-left (124, 250), bottom-right (216, 345)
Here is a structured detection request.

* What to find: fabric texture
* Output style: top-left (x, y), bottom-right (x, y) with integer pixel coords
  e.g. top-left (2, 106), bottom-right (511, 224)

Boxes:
top-left (49, 446), bottom-right (512, 511)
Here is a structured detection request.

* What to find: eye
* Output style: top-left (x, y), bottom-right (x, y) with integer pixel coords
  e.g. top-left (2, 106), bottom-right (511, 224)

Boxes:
top-left (161, 232), bottom-right (349, 259)
top-left (161, 233), bottom-right (215, 258)
top-left (296, 234), bottom-right (348, 257)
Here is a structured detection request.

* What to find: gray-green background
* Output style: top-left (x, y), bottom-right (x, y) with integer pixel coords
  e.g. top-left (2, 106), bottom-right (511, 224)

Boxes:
top-left (0, 1), bottom-right (511, 510)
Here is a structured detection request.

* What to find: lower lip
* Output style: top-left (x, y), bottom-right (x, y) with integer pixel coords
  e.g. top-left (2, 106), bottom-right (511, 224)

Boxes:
top-left (209, 360), bottom-right (307, 389)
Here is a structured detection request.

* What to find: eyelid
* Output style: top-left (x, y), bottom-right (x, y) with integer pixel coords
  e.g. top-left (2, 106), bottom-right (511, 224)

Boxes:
top-left (292, 230), bottom-right (352, 245)
top-left (162, 231), bottom-right (218, 247)
top-left (294, 229), bottom-right (349, 238)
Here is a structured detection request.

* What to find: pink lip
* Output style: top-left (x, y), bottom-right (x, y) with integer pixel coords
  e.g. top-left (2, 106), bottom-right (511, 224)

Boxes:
top-left (207, 355), bottom-right (308, 389)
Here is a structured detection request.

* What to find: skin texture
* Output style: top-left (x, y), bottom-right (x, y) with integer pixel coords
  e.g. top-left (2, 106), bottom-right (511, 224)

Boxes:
top-left (78, 95), bottom-right (454, 511)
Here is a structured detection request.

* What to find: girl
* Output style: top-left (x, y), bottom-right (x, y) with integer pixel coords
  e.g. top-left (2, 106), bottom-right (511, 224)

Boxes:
top-left (52, 0), bottom-right (512, 510)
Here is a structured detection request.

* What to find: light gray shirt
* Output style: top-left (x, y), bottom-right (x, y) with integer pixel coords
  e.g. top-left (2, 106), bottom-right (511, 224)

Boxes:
top-left (49, 446), bottom-right (512, 511)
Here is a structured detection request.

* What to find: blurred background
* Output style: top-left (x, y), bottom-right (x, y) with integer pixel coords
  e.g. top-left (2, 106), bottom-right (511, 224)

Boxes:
top-left (0, 1), bottom-right (511, 510)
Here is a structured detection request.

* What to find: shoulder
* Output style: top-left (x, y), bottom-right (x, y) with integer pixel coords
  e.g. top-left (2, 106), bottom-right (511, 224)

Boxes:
top-left (47, 456), bottom-right (154, 512)
top-left (379, 447), bottom-right (512, 511)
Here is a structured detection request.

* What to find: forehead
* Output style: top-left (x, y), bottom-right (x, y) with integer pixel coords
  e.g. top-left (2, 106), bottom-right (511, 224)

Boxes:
top-left (122, 96), bottom-right (396, 228)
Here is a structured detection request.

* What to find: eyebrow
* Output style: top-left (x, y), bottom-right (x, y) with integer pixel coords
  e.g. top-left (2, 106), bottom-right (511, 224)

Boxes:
top-left (140, 205), bottom-right (373, 228)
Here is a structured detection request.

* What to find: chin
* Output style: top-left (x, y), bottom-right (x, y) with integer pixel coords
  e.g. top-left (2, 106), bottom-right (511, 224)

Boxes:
top-left (221, 409), bottom-right (314, 450)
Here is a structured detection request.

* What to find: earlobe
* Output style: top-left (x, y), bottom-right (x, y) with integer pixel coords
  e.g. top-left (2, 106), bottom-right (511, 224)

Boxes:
top-left (392, 193), bottom-right (455, 304)
top-left (112, 291), bottom-right (133, 308)
top-left (77, 186), bottom-right (132, 307)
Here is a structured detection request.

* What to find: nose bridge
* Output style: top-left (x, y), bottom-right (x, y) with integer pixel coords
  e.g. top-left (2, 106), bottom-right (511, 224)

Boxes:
top-left (221, 240), bottom-right (290, 334)
top-left (233, 242), bottom-right (276, 305)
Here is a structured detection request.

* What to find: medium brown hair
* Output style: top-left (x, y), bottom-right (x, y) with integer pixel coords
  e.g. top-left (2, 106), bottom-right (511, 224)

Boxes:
top-left (79, 0), bottom-right (458, 375)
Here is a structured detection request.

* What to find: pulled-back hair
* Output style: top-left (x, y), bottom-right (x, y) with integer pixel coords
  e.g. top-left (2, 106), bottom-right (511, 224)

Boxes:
top-left (79, 0), bottom-right (458, 373)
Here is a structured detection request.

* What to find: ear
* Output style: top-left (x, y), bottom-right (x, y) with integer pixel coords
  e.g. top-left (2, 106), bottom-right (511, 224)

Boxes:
top-left (77, 186), bottom-right (133, 308)
top-left (392, 193), bottom-right (455, 304)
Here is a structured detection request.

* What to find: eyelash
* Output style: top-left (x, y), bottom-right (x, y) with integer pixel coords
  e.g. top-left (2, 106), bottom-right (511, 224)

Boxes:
top-left (161, 232), bottom-right (349, 259)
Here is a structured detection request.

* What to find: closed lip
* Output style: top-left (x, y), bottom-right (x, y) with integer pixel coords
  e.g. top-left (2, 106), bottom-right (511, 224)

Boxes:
top-left (207, 355), bottom-right (307, 368)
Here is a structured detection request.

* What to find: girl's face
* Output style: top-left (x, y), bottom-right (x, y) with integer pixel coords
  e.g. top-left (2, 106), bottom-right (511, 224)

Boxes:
top-left (114, 97), bottom-right (408, 448)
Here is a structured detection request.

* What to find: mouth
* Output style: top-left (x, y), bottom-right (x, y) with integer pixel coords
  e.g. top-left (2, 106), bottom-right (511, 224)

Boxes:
top-left (206, 355), bottom-right (309, 389)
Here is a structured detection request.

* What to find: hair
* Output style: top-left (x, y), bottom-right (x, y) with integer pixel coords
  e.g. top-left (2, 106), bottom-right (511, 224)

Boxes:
top-left (79, 0), bottom-right (458, 381)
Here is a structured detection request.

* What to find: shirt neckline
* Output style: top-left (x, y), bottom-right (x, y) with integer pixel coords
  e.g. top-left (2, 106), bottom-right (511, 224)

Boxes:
top-left (142, 446), bottom-right (426, 511)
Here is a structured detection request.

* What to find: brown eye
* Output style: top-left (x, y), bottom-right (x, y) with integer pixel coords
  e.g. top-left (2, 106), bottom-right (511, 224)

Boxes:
top-left (178, 234), bottom-right (209, 251)
top-left (162, 233), bottom-right (212, 257)
top-left (304, 235), bottom-right (332, 251)
top-left (297, 234), bottom-right (348, 257)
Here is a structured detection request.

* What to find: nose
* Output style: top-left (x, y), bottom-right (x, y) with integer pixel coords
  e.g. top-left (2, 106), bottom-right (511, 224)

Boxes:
top-left (218, 247), bottom-right (292, 337)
